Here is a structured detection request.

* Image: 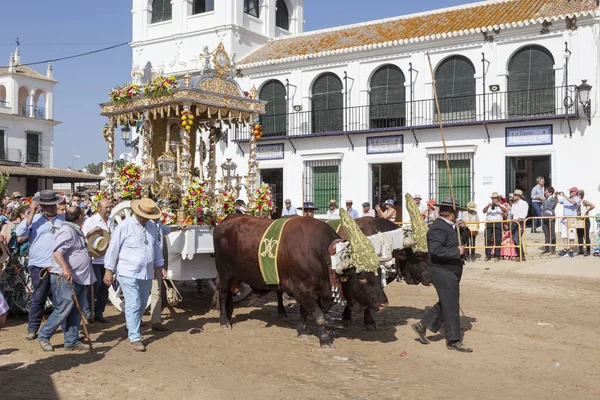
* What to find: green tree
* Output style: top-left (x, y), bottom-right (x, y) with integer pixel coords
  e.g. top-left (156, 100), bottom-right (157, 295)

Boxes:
top-left (84, 162), bottom-right (104, 175)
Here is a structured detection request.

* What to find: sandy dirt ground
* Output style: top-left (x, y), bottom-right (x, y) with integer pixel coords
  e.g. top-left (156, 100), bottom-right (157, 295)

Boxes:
top-left (1, 255), bottom-right (599, 400)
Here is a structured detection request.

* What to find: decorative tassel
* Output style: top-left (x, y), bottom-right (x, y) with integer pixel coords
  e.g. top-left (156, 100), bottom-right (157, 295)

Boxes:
top-left (405, 193), bottom-right (429, 253)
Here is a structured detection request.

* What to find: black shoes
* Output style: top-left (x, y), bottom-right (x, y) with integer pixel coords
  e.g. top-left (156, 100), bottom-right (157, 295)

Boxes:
top-left (411, 322), bottom-right (430, 345)
top-left (447, 341), bottom-right (473, 353)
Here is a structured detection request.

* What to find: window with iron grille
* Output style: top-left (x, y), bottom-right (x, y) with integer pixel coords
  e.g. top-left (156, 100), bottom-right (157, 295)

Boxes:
top-left (311, 73), bottom-right (343, 134)
top-left (151, 0), bottom-right (172, 23)
top-left (259, 80), bottom-right (287, 136)
top-left (304, 159), bottom-right (340, 211)
top-left (276, 0), bottom-right (289, 30)
top-left (244, 0), bottom-right (260, 18)
top-left (434, 56), bottom-right (476, 123)
top-left (429, 152), bottom-right (474, 205)
top-left (508, 45), bottom-right (555, 117)
top-left (26, 132), bottom-right (40, 164)
top-left (370, 65), bottom-right (406, 129)
top-left (193, 0), bottom-right (214, 14)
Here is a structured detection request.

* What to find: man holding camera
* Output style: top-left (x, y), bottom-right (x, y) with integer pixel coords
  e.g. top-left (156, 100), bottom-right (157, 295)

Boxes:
top-left (482, 192), bottom-right (507, 261)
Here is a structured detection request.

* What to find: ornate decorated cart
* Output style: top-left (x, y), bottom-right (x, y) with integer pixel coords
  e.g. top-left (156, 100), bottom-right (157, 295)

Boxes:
top-left (99, 43), bottom-right (270, 310)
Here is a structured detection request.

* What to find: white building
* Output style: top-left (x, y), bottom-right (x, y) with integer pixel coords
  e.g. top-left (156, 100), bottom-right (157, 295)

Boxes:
top-left (129, 0), bottom-right (600, 221)
top-left (0, 49), bottom-right (101, 196)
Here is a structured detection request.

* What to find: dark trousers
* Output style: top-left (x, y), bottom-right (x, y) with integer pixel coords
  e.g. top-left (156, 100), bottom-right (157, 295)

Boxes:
top-left (86, 264), bottom-right (109, 318)
top-left (28, 265), bottom-right (51, 334)
top-left (532, 202), bottom-right (542, 231)
top-left (577, 219), bottom-right (591, 254)
top-left (542, 218), bottom-right (556, 251)
top-left (511, 221), bottom-right (525, 259)
top-left (420, 265), bottom-right (462, 342)
top-left (485, 222), bottom-right (502, 257)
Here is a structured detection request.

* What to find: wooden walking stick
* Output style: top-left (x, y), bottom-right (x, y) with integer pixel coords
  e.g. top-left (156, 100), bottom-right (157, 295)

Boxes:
top-left (68, 279), bottom-right (96, 356)
top-left (426, 53), bottom-right (463, 245)
top-left (427, 53), bottom-right (467, 319)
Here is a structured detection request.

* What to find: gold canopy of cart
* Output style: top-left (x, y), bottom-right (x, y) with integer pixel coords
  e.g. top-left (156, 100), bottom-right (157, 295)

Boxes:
top-left (99, 43), bottom-right (265, 210)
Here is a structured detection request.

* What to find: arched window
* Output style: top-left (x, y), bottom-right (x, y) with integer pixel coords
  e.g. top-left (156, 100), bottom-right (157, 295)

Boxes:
top-left (244, 0), bottom-right (260, 18)
top-left (434, 56), bottom-right (476, 122)
top-left (276, 0), bottom-right (289, 30)
top-left (259, 80), bottom-right (287, 136)
top-left (151, 0), bottom-right (172, 23)
top-left (370, 65), bottom-right (406, 128)
top-left (0, 85), bottom-right (7, 106)
top-left (193, 0), bottom-right (214, 14)
top-left (312, 73), bottom-right (343, 133)
top-left (508, 45), bottom-right (555, 117)
top-left (34, 89), bottom-right (46, 119)
top-left (18, 86), bottom-right (29, 117)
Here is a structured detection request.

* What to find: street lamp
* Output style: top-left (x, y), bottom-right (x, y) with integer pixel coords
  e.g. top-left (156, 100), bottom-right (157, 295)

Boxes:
top-left (121, 121), bottom-right (140, 149)
top-left (576, 79), bottom-right (592, 125)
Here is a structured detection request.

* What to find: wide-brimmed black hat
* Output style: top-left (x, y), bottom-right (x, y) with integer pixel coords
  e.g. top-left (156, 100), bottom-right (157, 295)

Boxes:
top-left (434, 197), bottom-right (467, 211)
top-left (297, 201), bottom-right (319, 211)
top-left (33, 190), bottom-right (63, 205)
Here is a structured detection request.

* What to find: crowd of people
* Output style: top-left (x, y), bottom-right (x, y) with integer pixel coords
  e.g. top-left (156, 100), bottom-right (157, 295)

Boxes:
top-left (0, 189), bottom-right (174, 353)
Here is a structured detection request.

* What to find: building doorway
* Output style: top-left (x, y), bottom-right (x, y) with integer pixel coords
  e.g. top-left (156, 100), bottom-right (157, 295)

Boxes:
top-left (371, 163), bottom-right (402, 222)
top-left (260, 168), bottom-right (284, 219)
top-left (505, 155), bottom-right (551, 199)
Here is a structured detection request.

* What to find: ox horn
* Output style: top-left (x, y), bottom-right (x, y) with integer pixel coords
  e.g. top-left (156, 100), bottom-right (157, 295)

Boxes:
top-left (403, 237), bottom-right (418, 248)
top-left (404, 193), bottom-right (428, 253)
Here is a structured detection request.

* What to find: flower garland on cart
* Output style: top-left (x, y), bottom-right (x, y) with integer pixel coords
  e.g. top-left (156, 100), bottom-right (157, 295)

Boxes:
top-left (109, 75), bottom-right (178, 103)
top-left (248, 183), bottom-right (274, 218)
top-left (117, 163), bottom-right (142, 200)
top-left (180, 178), bottom-right (237, 227)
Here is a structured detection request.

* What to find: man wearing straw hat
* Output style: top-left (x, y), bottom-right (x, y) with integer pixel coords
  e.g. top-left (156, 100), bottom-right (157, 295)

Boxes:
top-left (38, 206), bottom-right (93, 352)
top-left (412, 197), bottom-right (472, 353)
top-left (82, 199), bottom-right (113, 324)
top-left (103, 198), bottom-right (165, 352)
top-left (16, 189), bottom-right (65, 341)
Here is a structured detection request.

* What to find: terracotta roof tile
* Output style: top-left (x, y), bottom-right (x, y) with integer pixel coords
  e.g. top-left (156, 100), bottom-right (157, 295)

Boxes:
top-left (0, 65), bottom-right (57, 83)
top-left (239, 0), bottom-right (598, 67)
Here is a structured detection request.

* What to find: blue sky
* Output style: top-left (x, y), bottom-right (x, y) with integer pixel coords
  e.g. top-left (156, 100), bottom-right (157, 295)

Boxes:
top-left (2, 0), bottom-right (473, 169)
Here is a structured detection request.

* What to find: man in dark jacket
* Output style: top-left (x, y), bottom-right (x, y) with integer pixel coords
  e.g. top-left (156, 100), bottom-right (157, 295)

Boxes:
top-left (411, 197), bottom-right (472, 353)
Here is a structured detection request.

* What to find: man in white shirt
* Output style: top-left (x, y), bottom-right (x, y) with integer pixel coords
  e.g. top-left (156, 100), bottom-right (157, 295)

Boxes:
top-left (414, 194), bottom-right (427, 215)
top-left (556, 187), bottom-right (582, 257)
top-left (326, 199), bottom-right (339, 220)
top-left (82, 200), bottom-right (113, 323)
top-left (281, 199), bottom-right (297, 217)
top-left (510, 189), bottom-right (529, 261)
top-left (103, 198), bottom-right (164, 352)
top-left (361, 202), bottom-right (376, 218)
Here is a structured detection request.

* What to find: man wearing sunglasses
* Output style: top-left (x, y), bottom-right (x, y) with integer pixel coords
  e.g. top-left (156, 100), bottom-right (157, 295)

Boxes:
top-left (16, 190), bottom-right (65, 341)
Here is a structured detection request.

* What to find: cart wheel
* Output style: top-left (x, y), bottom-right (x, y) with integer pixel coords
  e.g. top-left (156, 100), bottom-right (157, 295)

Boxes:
top-left (206, 279), bottom-right (252, 303)
top-left (107, 201), bottom-right (152, 313)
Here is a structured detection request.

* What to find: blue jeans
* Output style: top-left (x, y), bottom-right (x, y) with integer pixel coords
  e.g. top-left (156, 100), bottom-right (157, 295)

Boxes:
top-left (28, 265), bottom-right (52, 334)
top-left (532, 202), bottom-right (542, 230)
top-left (38, 275), bottom-right (86, 347)
top-left (118, 275), bottom-right (152, 342)
top-left (511, 221), bottom-right (525, 259)
top-left (83, 264), bottom-right (109, 319)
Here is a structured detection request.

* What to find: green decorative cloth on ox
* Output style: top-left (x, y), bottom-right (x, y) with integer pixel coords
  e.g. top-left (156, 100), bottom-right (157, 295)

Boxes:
top-left (339, 208), bottom-right (380, 275)
top-left (326, 219), bottom-right (342, 234)
top-left (258, 218), bottom-right (292, 285)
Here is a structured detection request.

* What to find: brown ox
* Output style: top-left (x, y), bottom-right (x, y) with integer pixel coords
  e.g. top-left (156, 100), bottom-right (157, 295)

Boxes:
top-left (276, 217), bottom-right (430, 330)
top-left (213, 215), bottom-right (388, 348)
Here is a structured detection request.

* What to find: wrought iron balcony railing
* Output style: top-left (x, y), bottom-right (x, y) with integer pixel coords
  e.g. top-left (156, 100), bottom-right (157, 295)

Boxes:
top-left (18, 104), bottom-right (46, 119)
top-left (233, 86), bottom-right (579, 141)
top-left (0, 100), bottom-right (9, 108)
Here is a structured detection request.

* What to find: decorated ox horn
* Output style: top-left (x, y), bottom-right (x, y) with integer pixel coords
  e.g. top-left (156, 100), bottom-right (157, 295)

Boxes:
top-left (334, 208), bottom-right (380, 275)
top-left (404, 193), bottom-right (428, 253)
